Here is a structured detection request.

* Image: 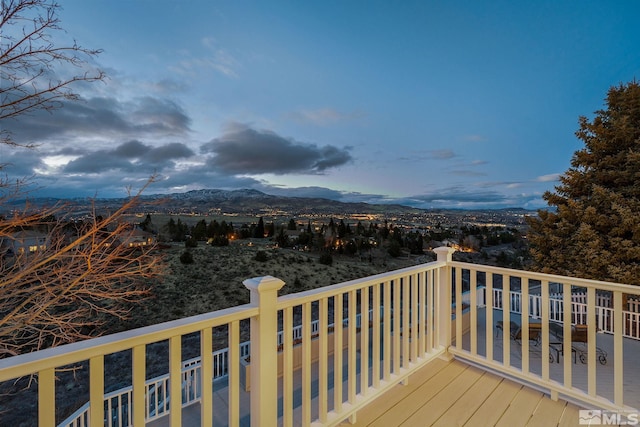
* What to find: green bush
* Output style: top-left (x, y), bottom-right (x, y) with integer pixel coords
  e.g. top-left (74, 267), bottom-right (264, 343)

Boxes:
top-left (254, 250), bottom-right (268, 262)
top-left (180, 251), bottom-right (194, 264)
top-left (318, 252), bottom-right (333, 266)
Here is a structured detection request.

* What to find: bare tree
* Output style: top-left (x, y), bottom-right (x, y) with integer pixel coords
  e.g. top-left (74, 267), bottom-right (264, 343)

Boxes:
top-left (0, 186), bottom-right (163, 357)
top-left (1, 0), bottom-right (105, 147)
top-left (0, 0), bottom-right (164, 357)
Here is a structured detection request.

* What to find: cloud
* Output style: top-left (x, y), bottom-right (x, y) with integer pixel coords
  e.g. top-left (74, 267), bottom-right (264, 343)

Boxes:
top-left (398, 149), bottom-right (457, 162)
top-left (63, 141), bottom-right (194, 173)
top-left (263, 185), bottom-right (347, 200)
top-left (451, 170), bottom-right (487, 177)
top-left (201, 123), bottom-right (353, 175)
top-left (536, 173), bottom-right (561, 182)
top-left (2, 95), bottom-right (191, 144)
top-left (288, 108), bottom-right (365, 125)
top-left (171, 37), bottom-right (241, 78)
top-left (430, 149), bottom-right (456, 160)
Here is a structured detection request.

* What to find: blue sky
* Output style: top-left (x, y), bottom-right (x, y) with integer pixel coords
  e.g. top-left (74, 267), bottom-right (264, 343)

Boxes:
top-left (2, 1), bottom-right (639, 209)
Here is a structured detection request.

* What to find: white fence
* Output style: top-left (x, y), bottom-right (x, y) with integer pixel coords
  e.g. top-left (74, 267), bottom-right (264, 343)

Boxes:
top-left (59, 312), bottom-right (372, 427)
top-left (485, 288), bottom-right (640, 339)
top-left (5, 252), bottom-right (638, 427)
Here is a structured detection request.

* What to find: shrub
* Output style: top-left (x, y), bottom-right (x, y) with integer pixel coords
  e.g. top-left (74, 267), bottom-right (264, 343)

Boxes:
top-left (185, 237), bottom-right (198, 248)
top-left (387, 240), bottom-right (402, 258)
top-left (254, 250), bottom-right (268, 262)
top-left (319, 252), bottom-right (333, 266)
top-left (209, 235), bottom-right (229, 246)
top-left (180, 251), bottom-right (194, 264)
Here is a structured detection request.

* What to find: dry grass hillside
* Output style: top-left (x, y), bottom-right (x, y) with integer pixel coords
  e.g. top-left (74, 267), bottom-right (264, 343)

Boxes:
top-left (127, 239), bottom-right (430, 329)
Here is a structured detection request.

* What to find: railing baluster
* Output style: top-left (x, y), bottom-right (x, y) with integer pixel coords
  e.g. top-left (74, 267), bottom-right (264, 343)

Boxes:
top-left (470, 269), bottom-right (477, 356)
top-left (587, 287), bottom-right (597, 397)
top-left (541, 280), bottom-right (550, 381)
top-left (360, 286), bottom-right (370, 396)
top-left (282, 306), bottom-right (294, 427)
top-left (383, 280), bottom-right (391, 380)
top-left (200, 328), bottom-right (213, 427)
top-left (169, 336), bottom-right (182, 426)
top-left (89, 356), bottom-right (104, 427)
top-left (319, 297), bottom-right (329, 421)
top-left (402, 277), bottom-right (410, 368)
top-left (410, 273), bottom-right (418, 362)
top-left (372, 283), bottom-right (381, 388)
top-left (613, 290), bottom-right (624, 406)
top-left (563, 283), bottom-right (573, 388)
top-left (427, 270), bottom-right (434, 353)
top-left (39, 368), bottom-right (56, 427)
top-left (486, 272), bottom-right (493, 361)
top-left (521, 279), bottom-right (530, 374)
top-left (334, 293), bottom-right (344, 414)
top-left (229, 320), bottom-right (240, 427)
top-left (302, 301), bottom-right (312, 426)
top-left (132, 345), bottom-right (146, 426)
top-left (455, 268), bottom-right (462, 350)
top-left (393, 279), bottom-right (401, 373)
top-left (348, 290), bottom-right (357, 406)
top-left (502, 274), bottom-right (510, 366)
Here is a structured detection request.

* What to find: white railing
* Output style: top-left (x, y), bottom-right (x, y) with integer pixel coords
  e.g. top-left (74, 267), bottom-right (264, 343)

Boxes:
top-left (1, 247), bottom-right (638, 427)
top-left (60, 316), bottom-right (358, 427)
top-left (485, 287), bottom-right (640, 340)
top-left (449, 261), bottom-right (640, 411)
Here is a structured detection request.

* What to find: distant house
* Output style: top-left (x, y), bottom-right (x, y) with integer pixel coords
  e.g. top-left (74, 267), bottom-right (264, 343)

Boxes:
top-left (118, 227), bottom-right (155, 248)
top-left (0, 230), bottom-right (49, 256)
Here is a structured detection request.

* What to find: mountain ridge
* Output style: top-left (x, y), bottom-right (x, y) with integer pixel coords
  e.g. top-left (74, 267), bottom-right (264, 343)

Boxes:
top-left (3, 188), bottom-right (536, 216)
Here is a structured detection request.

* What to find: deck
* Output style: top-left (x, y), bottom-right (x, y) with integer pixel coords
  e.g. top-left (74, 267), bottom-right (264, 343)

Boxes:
top-left (147, 305), bottom-right (640, 426)
top-left (337, 358), bottom-right (580, 427)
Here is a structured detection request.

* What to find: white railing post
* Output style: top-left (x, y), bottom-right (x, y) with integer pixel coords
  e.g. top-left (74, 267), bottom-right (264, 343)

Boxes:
top-left (243, 275), bottom-right (286, 427)
top-left (433, 246), bottom-right (455, 359)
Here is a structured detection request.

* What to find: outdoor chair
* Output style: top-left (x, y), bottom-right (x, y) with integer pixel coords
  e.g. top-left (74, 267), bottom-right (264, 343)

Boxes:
top-left (570, 324), bottom-right (608, 364)
top-left (546, 323), bottom-right (607, 364)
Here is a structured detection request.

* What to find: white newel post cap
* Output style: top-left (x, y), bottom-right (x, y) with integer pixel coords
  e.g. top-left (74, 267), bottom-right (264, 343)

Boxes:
top-left (433, 246), bottom-right (456, 263)
top-left (243, 275), bottom-right (285, 302)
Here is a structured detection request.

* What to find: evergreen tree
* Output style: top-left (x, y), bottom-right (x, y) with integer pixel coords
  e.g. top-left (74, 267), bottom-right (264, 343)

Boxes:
top-left (254, 217), bottom-right (265, 238)
top-left (338, 219), bottom-right (347, 238)
top-left (192, 219), bottom-right (208, 240)
top-left (139, 214), bottom-right (153, 232)
top-left (527, 81), bottom-right (640, 285)
top-left (275, 227), bottom-right (290, 248)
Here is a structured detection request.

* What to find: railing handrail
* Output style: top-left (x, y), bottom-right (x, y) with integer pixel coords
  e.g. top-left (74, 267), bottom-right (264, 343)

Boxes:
top-left (276, 260), bottom-right (446, 309)
top-left (450, 260), bottom-right (640, 294)
top-left (0, 303), bottom-right (258, 383)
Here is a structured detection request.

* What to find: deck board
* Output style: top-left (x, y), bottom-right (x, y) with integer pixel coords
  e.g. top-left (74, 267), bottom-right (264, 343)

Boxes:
top-left (399, 366), bottom-right (484, 426)
top-left (462, 379), bottom-right (523, 426)
top-left (526, 397), bottom-right (572, 427)
top-left (342, 357), bottom-right (450, 427)
top-left (367, 361), bottom-right (467, 427)
top-left (495, 387), bottom-right (545, 427)
top-left (430, 371), bottom-right (503, 427)
top-left (341, 358), bottom-right (583, 427)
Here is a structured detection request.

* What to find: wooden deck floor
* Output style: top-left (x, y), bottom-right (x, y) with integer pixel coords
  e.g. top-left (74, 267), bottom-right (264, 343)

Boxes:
top-left (339, 358), bottom-right (581, 427)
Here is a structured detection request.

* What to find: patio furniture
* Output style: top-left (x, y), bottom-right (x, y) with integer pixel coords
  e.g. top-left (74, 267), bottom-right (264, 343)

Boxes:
top-left (547, 322), bottom-right (607, 364)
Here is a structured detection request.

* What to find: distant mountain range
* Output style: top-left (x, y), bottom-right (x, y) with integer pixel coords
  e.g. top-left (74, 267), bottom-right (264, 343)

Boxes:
top-left (3, 189), bottom-right (539, 221)
top-left (3, 188), bottom-right (427, 216)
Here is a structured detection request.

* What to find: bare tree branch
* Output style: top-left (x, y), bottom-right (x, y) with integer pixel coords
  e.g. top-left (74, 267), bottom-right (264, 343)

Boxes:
top-left (0, 177), bottom-right (164, 357)
top-left (0, 0), bottom-right (105, 146)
